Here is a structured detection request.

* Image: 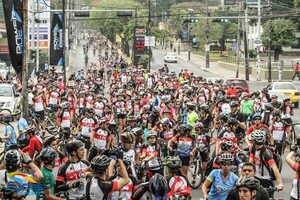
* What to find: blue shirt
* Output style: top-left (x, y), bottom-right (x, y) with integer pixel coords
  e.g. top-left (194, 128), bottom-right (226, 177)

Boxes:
top-left (17, 118), bottom-right (28, 141)
top-left (4, 125), bottom-right (17, 146)
top-left (207, 169), bottom-right (238, 200)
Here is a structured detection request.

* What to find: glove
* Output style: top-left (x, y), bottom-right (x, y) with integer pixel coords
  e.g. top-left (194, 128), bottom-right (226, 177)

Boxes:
top-left (22, 153), bottom-right (32, 164)
top-left (116, 149), bottom-right (123, 160)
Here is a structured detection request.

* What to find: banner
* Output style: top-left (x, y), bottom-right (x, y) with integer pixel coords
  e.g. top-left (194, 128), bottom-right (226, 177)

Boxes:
top-left (50, 13), bottom-right (63, 65)
top-left (2, 0), bottom-right (23, 73)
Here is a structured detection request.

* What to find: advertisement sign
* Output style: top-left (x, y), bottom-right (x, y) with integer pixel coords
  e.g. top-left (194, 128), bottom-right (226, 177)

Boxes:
top-left (133, 27), bottom-right (147, 66)
top-left (2, 0), bottom-right (23, 73)
top-left (50, 13), bottom-right (64, 66)
top-left (28, 0), bottom-right (51, 49)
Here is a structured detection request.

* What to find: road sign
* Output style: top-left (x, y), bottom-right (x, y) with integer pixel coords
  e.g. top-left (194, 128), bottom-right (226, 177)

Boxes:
top-left (224, 0), bottom-right (236, 5)
top-left (145, 36), bottom-right (155, 47)
top-left (254, 39), bottom-right (262, 45)
top-left (246, 0), bottom-right (269, 7)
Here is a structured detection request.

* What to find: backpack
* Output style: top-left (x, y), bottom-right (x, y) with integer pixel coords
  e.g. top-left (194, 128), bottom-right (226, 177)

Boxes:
top-left (257, 146), bottom-right (280, 180)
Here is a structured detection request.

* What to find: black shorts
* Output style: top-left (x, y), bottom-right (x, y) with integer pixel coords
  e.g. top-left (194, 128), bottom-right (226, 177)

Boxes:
top-left (200, 151), bottom-right (210, 162)
top-left (179, 156), bottom-right (190, 166)
top-left (35, 110), bottom-right (45, 121)
top-left (117, 113), bottom-right (126, 119)
top-left (78, 135), bottom-right (91, 150)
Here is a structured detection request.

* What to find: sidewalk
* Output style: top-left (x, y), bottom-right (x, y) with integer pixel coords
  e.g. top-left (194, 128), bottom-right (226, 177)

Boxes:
top-left (177, 51), bottom-right (259, 82)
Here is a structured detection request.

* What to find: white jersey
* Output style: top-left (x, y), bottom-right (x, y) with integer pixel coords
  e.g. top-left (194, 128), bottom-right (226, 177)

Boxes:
top-left (271, 121), bottom-right (285, 141)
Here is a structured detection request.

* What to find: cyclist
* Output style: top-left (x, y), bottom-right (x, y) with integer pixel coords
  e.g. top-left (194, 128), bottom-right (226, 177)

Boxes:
top-left (166, 157), bottom-right (192, 200)
top-left (85, 154), bottom-right (129, 199)
top-left (140, 130), bottom-right (163, 180)
top-left (147, 106), bottom-right (161, 130)
top-left (269, 110), bottom-right (290, 156)
top-left (55, 140), bottom-right (90, 200)
top-left (186, 102), bottom-right (199, 127)
top-left (48, 85), bottom-right (60, 113)
top-left (36, 147), bottom-right (63, 200)
top-left (286, 147), bottom-right (300, 200)
top-left (12, 110), bottom-right (28, 149)
top-left (240, 92), bottom-right (253, 119)
top-left (56, 102), bottom-right (72, 139)
top-left (168, 124), bottom-right (195, 177)
top-left (261, 103), bottom-right (273, 126)
top-left (21, 126), bottom-right (43, 159)
top-left (227, 162), bottom-right (269, 200)
top-left (194, 122), bottom-right (210, 171)
top-left (270, 94), bottom-right (281, 109)
top-left (119, 132), bottom-right (137, 178)
top-left (249, 130), bottom-right (283, 196)
top-left (201, 152), bottom-right (239, 200)
top-left (235, 177), bottom-right (261, 200)
top-left (2, 114), bottom-right (17, 149)
top-left (113, 93), bottom-right (127, 132)
top-left (229, 101), bottom-right (246, 144)
top-left (158, 118), bottom-right (175, 157)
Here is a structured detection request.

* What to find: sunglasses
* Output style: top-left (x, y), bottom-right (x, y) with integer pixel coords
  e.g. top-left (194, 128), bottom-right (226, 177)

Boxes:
top-left (254, 118), bottom-right (261, 121)
top-left (220, 162), bottom-right (232, 166)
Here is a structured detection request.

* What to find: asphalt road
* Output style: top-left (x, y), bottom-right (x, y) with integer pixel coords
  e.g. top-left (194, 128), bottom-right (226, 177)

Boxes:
top-left (0, 43), bottom-right (298, 199)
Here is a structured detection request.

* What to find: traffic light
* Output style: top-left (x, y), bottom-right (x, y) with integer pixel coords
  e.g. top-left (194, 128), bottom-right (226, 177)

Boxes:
top-left (183, 18), bottom-right (199, 23)
top-left (30, 50), bottom-right (36, 61)
top-left (212, 18), bottom-right (229, 23)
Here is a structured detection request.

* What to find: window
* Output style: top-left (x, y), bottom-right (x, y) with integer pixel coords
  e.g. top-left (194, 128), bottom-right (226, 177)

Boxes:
top-left (273, 83), bottom-right (296, 90)
top-left (0, 86), bottom-right (12, 97)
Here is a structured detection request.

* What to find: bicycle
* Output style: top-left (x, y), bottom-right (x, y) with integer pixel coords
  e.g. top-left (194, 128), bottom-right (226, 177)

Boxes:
top-left (186, 148), bottom-right (206, 189)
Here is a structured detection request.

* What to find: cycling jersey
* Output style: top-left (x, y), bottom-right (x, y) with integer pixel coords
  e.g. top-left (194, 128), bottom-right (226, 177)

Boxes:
top-left (93, 128), bottom-right (110, 150)
top-left (56, 160), bottom-right (89, 199)
top-left (48, 91), bottom-right (60, 105)
top-left (171, 136), bottom-right (195, 157)
top-left (4, 124), bottom-right (17, 146)
top-left (80, 117), bottom-right (97, 137)
top-left (142, 144), bottom-right (161, 170)
top-left (114, 100), bottom-right (127, 114)
top-left (111, 176), bottom-right (136, 199)
top-left (270, 121), bottom-right (288, 141)
top-left (34, 96), bottom-right (44, 112)
top-left (36, 166), bottom-right (55, 199)
top-left (94, 101), bottom-right (105, 117)
top-left (58, 110), bottom-right (71, 128)
top-left (250, 147), bottom-right (275, 180)
top-left (167, 176), bottom-right (191, 199)
top-left (207, 169), bottom-right (238, 200)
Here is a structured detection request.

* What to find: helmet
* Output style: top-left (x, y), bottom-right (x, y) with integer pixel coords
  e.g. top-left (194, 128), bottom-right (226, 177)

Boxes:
top-left (161, 118), bottom-right (170, 126)
top-left (253, 90), bottom-right (260, 96)
top-left (131, 127), bottom-right (143, 136)
top-left (147, 130), bottom-right (157, 138)
top-left (166, 156), bottom-right (182, 169)
top-left (183, 124), bottom-right (193, 132)
top-left (65, 140), bottom-right (84, 155)
top-left (221, 140), bottom-right (234, 151)
top-left (264, 103), bottom-right (273, 110)
top-left (152, 106), bottom-right (161, 114)
top-left (199, 103), bottom-right (209, 111)
top-left (121, 132), bottom-right (135, 143)
top-left (219, 152), bottom-right (234, 162)
top-left (25, 126), bottom-right (36, 134)
top-left (227, 117), bottom-right (239, 126)
top-left (2, 114), bottom-right (11, 122)
top-left (39, 147), bottom-right (57, 165)
top-left (127, 115), bottom-right (137, 121)
top-left (186, 101), bottom-right (195, 108)
top-left (250, 130), bottom-right (265, 143)
top-left (43, 136), bottom-right (56, 147)
top-left (271, 94), bottom-right (278, 98)
top-left (220, 113), bottom-right (229, 121)
top-left (12, 109), bottom-right (21, 116)
top-left (91, 155), bottom-right (111, 175)
top-left (149, 174), bottom-right (168, 199)
top-left (271, 110), bottom-right (281, 116)
top-left (143, 104), bottom-right (151, 111)
top-left (236, 177), bottom-right (260, 190)
top-left (5, 150), bottom-right (21, 166)
top-left (252, 113), bottom-right (262, 120)
top-left (241, 92), bottom-right (249, 98)
top-left (195, 122), bottom-right (204, 129)
top-left (229, 101), bottom-right (239, 107)
top-left (61, 102), bottom-right (69, 109)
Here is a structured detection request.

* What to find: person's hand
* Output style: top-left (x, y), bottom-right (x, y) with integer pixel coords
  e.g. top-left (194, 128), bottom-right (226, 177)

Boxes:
top-left (116, 149), bottom-right (123, 160)
top-left (21, 152), bottom-right (32, 164)
top-left (276, 184), bottom-right (284, 191)
top-left (72, 181), bottom-right (83, 188)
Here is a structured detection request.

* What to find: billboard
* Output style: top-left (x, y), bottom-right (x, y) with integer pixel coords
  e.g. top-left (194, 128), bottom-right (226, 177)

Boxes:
top-left (50, 13), bottom-right (64, 66)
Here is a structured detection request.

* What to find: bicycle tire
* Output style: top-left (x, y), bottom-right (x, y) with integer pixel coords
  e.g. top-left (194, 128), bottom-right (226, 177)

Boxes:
top-left (186, 161), bottom-right (203, 189)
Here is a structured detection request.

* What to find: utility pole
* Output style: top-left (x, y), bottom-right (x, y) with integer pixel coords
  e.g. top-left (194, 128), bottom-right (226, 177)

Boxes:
top-left (244, 3), bottom-right (249, 80)
top-left (36, 0), bottom-right (40, 78)
top-left (268, 7), bottom-right (272, 83)
top-left (22, 0), bottom-right (29, 119)
top-left (205, 0), bottom-right (210, 68)
top-left (148, 0), bottom-right (151, 72)
top-left (62, 0), bottom-right (66, 84)
top-left (256, 0), bottom-right (262, 81)
top-left (235, 0), bottom-right (241, 78)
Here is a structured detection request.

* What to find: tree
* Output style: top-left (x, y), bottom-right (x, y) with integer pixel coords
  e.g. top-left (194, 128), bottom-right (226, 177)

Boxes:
top-left (261, 18), bottom-right (297, 61)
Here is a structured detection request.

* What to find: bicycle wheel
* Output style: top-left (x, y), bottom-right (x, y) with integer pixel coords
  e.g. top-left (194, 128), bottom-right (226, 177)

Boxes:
top-left (186, 161), bottom-right (203, 189)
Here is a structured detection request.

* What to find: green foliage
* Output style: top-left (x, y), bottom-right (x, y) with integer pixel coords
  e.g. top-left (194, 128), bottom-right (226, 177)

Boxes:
top-left (295, 0), bottom-right (300, 7)
top-left (261, 18), bottom-right (297, 50)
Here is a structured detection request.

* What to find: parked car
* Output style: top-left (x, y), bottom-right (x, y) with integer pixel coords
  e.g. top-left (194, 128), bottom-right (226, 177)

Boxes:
top-left (0, 62), bottom-right (16, 80)
top-left (266, 82), bottom-right (300, 108)
top-left (164, 52), bottom-right (178, 63)
top-left (225, 78), bottom-right (250, 93)
top-left (0, 83), bottom-right (21, 112)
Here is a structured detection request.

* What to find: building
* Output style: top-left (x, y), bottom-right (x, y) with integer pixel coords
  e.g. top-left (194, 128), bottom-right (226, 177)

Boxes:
top-left (0, 3), bottom-right (10, 64)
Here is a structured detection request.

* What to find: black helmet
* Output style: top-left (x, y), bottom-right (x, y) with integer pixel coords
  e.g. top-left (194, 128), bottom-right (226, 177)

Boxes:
top-left (166, 157), bottom-right (182, 169)
top-left (25, 126), bottom-right (36, 134)
top-left (229, 101), bottom-right (239, 107)
top-left (39, 147), bottom-right (57, 165)
top-left (221, 140), bottom-right (234, 151)
top-left (236, 177), bottom-right (260, 190)
top-left (264, 103), bottom-right (273, 110)
top-left (91, 155), bottom-right (111, 175)
top-left (152, 106), bottom-right (161, 114)
top-left (65, 140), bottom-right (84, 155)
top-left (227, 117), bottom-right (239, 126)
top-left (5, 149), bottom-right (21, 166)
top-left (220, 112), bottom-right (229, 121)
top-left (149, 173), bottom-right (168, 199)
top-left (271, 110), bottom-right (281, 116)
top-left (131, 127), bottom-right (143, 136)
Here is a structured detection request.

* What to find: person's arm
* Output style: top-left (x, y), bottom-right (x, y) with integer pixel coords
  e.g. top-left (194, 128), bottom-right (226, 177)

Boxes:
top-left (144, 150), bottom-right (158, 162)
top-left (20, 152), bottom-right (43, 181)
top-left (286, 151), bottom-right (297, 170)
top-left (270, 163), bottom-right (283, 190)
top-left (28, 138), bottom-right (36, 159)
top-left (90, 130), bottom-right (95, 144)
top-left (44, 187), bottom-right (63, 200)
top-left (201, 179), bottom-right (212, 199)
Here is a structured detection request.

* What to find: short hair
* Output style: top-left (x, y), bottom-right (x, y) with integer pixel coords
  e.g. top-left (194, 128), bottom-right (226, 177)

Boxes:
top-left (242, 162), bottom-right (256, 172)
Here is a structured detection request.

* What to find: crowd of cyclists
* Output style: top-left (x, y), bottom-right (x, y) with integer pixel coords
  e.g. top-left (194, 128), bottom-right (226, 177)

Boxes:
top-left (0, 32), bottom-right (299, 200)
